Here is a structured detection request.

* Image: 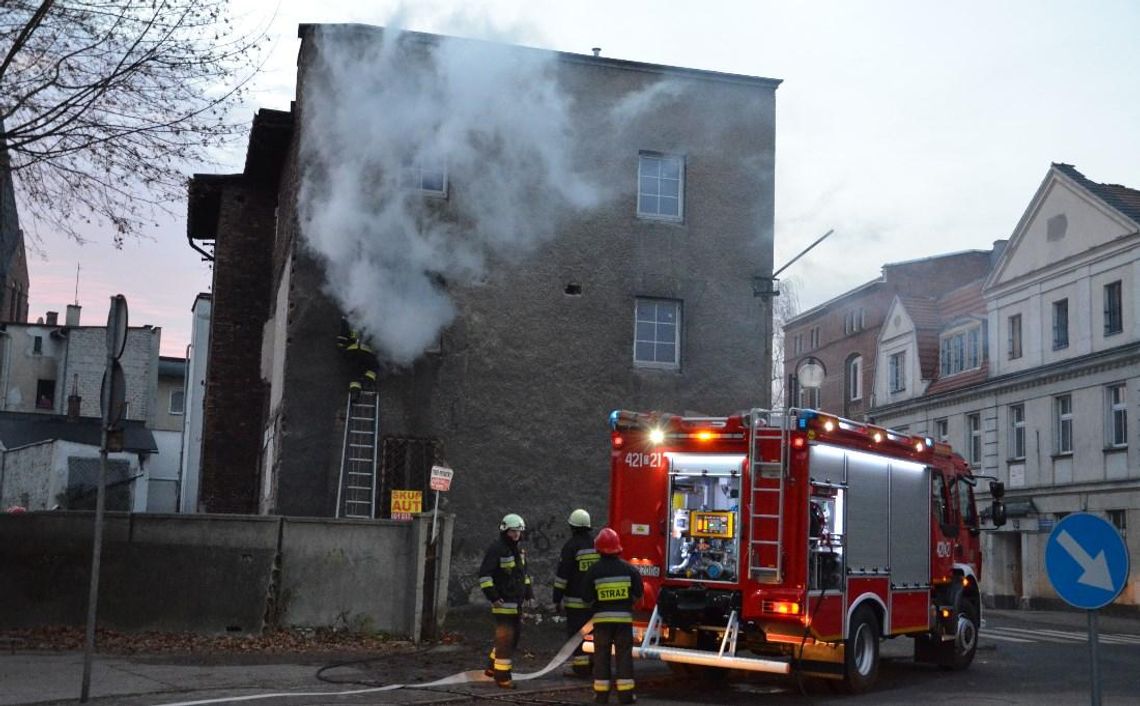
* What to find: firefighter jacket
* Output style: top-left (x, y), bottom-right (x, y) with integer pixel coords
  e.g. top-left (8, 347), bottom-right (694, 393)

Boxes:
top-left (553, 529), bottom-right (599, 610)
top-left (478, 534), bottom-right (533, 616)
top-left (583, 555), bottom-right (643, 624)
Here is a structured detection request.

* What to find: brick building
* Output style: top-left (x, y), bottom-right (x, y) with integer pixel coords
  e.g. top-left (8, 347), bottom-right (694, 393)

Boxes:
top-left (0, 121), bottom-right (29, 323)
top-left (783, 248), bottom-right (1002, 418)
top-left (186, 25), bottom-right (779, 597)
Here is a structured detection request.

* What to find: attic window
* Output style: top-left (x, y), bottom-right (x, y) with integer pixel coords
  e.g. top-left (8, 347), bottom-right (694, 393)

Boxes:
top-left (1046, 214), bottom-right (1068, 241)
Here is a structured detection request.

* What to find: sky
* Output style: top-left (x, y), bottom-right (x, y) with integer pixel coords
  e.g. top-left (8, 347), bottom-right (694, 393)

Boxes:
top-left (24, 0), bottom-right (1140, 356)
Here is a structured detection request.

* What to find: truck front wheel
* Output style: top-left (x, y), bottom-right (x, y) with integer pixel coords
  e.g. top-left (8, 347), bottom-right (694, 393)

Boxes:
top-left (840, 605), bottom-right (880, 694)
top-left (946, 598), bottom-right (979, 670)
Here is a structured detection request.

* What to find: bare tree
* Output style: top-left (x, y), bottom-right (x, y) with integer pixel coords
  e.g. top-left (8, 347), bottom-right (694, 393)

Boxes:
top-left (770, 276), bottom-right (801, 407)
top-left (0, 0), bottom-right (264, 244)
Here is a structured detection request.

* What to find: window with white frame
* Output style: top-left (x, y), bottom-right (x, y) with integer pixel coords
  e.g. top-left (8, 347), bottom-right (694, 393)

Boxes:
top-left (966, 413), bottom-right (982, 466)
top-left (888, 351), bottom-right (906, 393)
top-left (809, 326), bottom-right (820, 350)
top-left (637, 153), bottom-right (684, 220)
top-left (633, 298), bottom-right (681, 368)
top-left (1104, 280), bottom-right (1123, 336)
top-left (847, 355), bottom-right (862, 401)
top-left (940, 323), bottom-right (984, 376)
top-left (934, 418), bottom-right (949, 444)
top-left (1106, 384), bottom-right (1127, 448)
top-left (1008, 314), bottom-right (1022, 360)
top-left (1052, 299), bottom-right (1069, 350)
top-left (1009, 404), bottom-right (1026, 459)
top-left (169, 389), bottom-right (185, 415)
top-left (400, 156), bottom-right (447, 195)
top-left (1056, 394), bottom-right (1073, 455)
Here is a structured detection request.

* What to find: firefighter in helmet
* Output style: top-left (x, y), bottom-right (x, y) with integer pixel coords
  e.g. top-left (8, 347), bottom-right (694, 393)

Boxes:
top-left (584, 527), bottom-right (643, 704)
top-left (337, 317), bottom-right (378, 396)
top-left (478, 512), bottom-right (535, 689)
top-left (552, 508), bottom-right (598, 676)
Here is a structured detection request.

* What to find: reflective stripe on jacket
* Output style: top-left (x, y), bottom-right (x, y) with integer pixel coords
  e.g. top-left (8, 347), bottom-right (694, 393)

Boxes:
top-left (583, 555), bottom-right (643, 623)
top-left (553, 529), bottom-right (598, 609)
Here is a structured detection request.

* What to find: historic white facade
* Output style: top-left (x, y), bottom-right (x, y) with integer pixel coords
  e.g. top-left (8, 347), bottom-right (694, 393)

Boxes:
top-left (871, 164), bottom-right (1140, 610)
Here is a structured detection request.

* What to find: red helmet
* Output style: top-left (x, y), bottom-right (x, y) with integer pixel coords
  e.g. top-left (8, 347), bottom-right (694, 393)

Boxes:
top-left (594, 527), bottom-right (622, 555)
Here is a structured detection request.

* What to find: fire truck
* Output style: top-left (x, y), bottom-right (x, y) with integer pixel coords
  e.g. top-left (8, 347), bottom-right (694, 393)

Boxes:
top-left (595, 407), bottom-right (1007, 693)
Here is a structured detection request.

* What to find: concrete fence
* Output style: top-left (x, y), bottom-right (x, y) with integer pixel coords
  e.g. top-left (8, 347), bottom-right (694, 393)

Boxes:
top-left (0, 510), bottom-right (453, 642)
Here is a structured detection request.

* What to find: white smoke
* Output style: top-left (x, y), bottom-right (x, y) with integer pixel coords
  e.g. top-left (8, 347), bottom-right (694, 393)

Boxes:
top-left (298, 27), bottom-right (601, 365)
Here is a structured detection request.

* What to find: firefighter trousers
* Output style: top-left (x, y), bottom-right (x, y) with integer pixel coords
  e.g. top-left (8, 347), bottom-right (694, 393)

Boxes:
top-left (592, 621), bottom-right (635, 703)
top-left (486, 613), bottom-right (522, 685)
top-left (565, 606), bottom-right (592, 673)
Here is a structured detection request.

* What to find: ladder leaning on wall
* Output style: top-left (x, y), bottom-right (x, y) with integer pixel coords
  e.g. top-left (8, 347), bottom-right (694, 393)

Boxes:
top-left (335, 389), bottom-right (380, 519)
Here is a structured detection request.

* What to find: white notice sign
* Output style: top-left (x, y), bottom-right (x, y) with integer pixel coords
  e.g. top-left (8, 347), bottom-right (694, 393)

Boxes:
top-left (430, 465), bottom-right (454, 492)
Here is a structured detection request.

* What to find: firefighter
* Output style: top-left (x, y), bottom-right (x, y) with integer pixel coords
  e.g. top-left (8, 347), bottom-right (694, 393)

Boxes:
top-left (552, 508), bottom-right (598, 677)
top-left (584, 527), bottom-right (643, 705)
top-left (336, 318), bottom-right (378, 396)
top-left (478, 512), bottom-right (535, 689)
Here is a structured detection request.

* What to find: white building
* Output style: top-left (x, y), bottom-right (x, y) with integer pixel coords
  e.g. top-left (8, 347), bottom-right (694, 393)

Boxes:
top-left (871, 163), bottom-right (1140, 610)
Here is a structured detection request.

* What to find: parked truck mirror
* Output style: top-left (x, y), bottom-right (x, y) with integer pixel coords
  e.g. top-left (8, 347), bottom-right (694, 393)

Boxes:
top-left (988, 481), bottom-right (1005, 499)
top-left (991, 500), bottom-right (1007, 528)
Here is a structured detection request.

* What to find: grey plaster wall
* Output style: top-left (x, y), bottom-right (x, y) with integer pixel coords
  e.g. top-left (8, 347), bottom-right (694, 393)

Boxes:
top-left (0, 511), bottom-right (453, 639)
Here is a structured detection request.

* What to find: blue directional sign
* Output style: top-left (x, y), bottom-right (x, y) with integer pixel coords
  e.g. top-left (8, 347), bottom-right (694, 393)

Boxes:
top-left (1045, 513), bottom-right (1130, 610)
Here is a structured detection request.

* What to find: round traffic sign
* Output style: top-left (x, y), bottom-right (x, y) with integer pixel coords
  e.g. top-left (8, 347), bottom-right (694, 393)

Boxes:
top-left (1045, 513), bottom-right (1130, 610)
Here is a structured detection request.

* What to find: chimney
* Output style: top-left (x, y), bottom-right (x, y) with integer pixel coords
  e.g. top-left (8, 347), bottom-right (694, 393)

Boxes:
top-left (592, 47), bottom-right (601, 57)
top-left (67, 393), bottom-right (81, 420)
top-left (45, 311), bottom-right (58, 326)
top-left (66, 304), bottom-right (81, 327)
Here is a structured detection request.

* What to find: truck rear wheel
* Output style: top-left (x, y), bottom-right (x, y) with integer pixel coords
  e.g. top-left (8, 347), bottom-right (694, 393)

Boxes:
top-left (840, 605), bottom-right (880, 694)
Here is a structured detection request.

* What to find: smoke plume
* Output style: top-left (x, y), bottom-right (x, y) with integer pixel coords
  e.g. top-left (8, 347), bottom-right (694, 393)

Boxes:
top-left (298, 27), bottom-right (601, 365)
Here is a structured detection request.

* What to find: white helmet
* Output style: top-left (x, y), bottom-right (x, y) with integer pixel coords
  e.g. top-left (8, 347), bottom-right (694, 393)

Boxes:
top-left (568, 508), bottom-right (591, 528)
top-left (499, 513), bottom-right (526, 532)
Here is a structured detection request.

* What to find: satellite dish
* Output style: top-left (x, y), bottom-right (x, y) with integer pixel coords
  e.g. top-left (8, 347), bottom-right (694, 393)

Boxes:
top-left (797, 358), bottom-right (826, 389)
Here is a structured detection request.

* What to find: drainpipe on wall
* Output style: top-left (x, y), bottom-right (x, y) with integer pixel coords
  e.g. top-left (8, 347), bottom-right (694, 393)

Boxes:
top-left (174, 343), bottom-right (190, 512)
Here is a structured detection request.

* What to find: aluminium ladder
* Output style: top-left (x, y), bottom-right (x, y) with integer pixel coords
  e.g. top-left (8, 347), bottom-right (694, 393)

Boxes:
top-left (335, 390), bottom-right (380, 519)
top-left (747, 408), bottom-right (791, 583)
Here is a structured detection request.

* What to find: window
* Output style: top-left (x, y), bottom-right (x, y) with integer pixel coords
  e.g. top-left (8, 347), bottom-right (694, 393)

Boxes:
top-left (934, 418), bottom-right (949, 444)
top-left (1052, 299), bottom-right (1069, 350)
top-left (1106, 384), bottom-right (1128, 448)
top-left (809, 326), bottom-right (820, 350)
top-left (940, 324), bottom-right (984, 376)
top-left (1055, 395), bottom-right (1073, 454)
top-left (36, 379), bottom-right (55, 410)
top-left (1107, 509), bottom-right (1127, 538)
top-left (847, 356), bottom-right (862, 401)
top-left (966, 413), bottom-right (981, 466)
top-left (637, 153), bottom-right (683, 220)
top-left (888, 351), bottom-right (906, 393)
top-left (633, 298), bottom-right (680, 368)
top-left (792, 334), bottom-right (803, 355)
top-left (931, 473), bottom-right (951, 527)
top-left (1104, 280), bottom-right (1123, 336)
top-left (844, 309), bottom-right (865, 335)
top-left (1007, 314), bottom-right (1022, 360)
top-left (799, 386), bottom-right (820, 409)
top-left (1009, 404), bottom-right (1026, 459)
top-left (400, 156), bottom-right (447, 195)
top-left (957, 476), bottom-right (978, 529)
top-left (169, 389), bottom-right (185, 416)
top-left (33, 335), bottom-right (42, 355)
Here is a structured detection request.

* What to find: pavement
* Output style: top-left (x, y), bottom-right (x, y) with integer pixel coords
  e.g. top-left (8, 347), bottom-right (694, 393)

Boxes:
top-left (3, 607), bottom-right (1138, 706)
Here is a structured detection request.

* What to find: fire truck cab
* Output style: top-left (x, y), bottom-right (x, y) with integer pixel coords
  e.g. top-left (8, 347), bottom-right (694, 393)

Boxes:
top-left (599, 407), bottom-right (1006, 693)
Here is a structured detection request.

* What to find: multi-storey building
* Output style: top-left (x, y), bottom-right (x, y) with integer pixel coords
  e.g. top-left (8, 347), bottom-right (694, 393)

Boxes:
top-left (186, 25), bottom-right (780, 595)
top-left (870, 163), bottom-right (1140, 609)
top-left (783, 249), bottom-right (1000, 418)
top-left (0, 304), bottom-right (163, 512)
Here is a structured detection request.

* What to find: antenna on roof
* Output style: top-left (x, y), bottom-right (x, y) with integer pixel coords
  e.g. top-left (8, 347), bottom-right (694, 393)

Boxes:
top-left (73, 263), bottom-right (80, 306)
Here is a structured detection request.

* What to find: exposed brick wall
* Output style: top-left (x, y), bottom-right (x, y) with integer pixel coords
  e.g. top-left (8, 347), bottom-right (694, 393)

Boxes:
top-left (785, 251), bottom-right (996, 417)
top-left (199, 183), bottom-right (276, 513)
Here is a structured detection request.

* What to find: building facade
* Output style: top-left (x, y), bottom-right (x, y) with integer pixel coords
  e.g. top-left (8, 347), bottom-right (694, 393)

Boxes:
top-left (783, 249), bottom-right (1000, 418)
top-left (187, 25), bottom-right (780, 599)
top-left (871, 164), bottom-right (1140, 609)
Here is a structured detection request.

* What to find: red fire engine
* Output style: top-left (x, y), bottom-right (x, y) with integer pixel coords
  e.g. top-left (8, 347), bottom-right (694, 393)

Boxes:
top-left (597, 407), bottom-right (1007, 693)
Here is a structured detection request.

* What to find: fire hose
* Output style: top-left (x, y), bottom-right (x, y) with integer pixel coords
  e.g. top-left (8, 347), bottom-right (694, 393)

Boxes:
top-left (155, 619), bottom-right (594, 706)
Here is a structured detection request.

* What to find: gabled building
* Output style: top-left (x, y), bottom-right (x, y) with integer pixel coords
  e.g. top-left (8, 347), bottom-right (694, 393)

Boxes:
top-left (783, 248), bottom-right (1001, 418)
top-left (870, 163), bottom-right (1140, 609)
top-left (186, 25), bottom-right (780, 595)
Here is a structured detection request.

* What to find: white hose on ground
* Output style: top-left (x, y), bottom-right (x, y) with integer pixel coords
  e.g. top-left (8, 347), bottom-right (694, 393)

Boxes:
top-left (155, 619), bottom-right (594, 706)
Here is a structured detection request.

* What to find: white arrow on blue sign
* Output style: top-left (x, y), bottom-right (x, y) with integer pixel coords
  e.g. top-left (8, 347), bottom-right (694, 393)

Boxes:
top-left (1045, 513), bottom-right (1130, 610)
